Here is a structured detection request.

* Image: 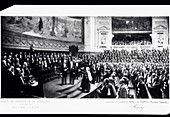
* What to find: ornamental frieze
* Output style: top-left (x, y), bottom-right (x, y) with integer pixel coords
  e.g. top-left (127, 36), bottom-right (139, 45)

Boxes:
top-left (2, 30), bottom-right (84, 51)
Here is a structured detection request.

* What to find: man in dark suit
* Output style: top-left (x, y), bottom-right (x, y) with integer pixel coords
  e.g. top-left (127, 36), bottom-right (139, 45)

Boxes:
top-left (75, 62), bottom-right (79, 79)
top-left (69, 60), bottom-right (75, 84)
top-left (98, 78), bottom-right (116, 98)
top-left (96, 63), bottom-right (101, 83)
top-left (136, 76), bottom-right (148, 98)
top-left (62, 59), bottom-right (68, 85)
top-left (1, 62), bottom-right (14, 98)
top-left (12, 67), bottom-right (25, 98)
top-left (91, 64), bottom-right (97, 84)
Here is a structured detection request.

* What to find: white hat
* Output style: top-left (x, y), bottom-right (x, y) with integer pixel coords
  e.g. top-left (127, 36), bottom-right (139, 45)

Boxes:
top-left (152, 73), bottom-right (156, 76)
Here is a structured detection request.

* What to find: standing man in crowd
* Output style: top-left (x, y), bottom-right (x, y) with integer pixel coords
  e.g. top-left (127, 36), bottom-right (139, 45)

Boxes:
top-left (136, 76), bottom-right (148, 98)
top-left (62, 59), bottom-right (68, 85)
top-left (69, 60), bottom-right (75, 85)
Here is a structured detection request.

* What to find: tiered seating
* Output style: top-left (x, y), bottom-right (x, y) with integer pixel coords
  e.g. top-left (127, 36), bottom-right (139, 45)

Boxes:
top-left (142, 48), bottom-right (169, 63)
top-left (79, 48), bottom-right (169, 64)
top-left (112, 36), bottom-right (152, 45)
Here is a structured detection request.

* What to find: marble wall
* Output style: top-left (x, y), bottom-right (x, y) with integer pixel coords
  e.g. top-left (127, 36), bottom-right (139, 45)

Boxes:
top-left (152, 17), bottom-right (169, 46)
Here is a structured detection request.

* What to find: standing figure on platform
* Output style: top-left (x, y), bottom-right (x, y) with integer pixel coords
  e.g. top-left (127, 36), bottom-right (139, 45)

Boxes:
top-left (96, 63), bottom-right (101, 83)
top-left (80, 66), bottom-right (91, 93)
top-left (23, 52), bottom-right (27, 62)
top-left (34, 57), bottom-right (39, 78)
top-left (29, 54), bottom-right (35, 75)
top-left (43, 57), bottom-right (48, 74)
top-left (53, 57), bottom-right (58, 73)
top-left (62, 59), bottom-right (68, 85)
top-left (91, 64), bottom-right (97, 84)
top-left (13, 53), bottom-right (18, 66)
top-left (75, 62), bottom-right (79, 79)
top-left (51, 56), bottom-right (55, 73)
top-left (47, 55), bottom-right (52, 73)
top-left (69, 60), bottom-right (75, 85)
top-left (57, 59), bottom-right (62, 73)
top-left (100, 64), bottom-right (105, 81)
top-left (19, 52), bottom-right (24, 67)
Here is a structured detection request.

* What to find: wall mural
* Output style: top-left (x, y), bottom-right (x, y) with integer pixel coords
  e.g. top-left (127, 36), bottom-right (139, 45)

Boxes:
top-left (2, 16), bottom-right (83, 43)
top-left (112, 17), bottom-right (152, 31)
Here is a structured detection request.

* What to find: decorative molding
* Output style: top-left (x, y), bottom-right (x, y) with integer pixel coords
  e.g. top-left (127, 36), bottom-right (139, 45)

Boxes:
top-left (98, 26), bottom-right (110, 30)
top-left (155, 21), bottom-right (166, 24)
top-left (2, 30), bottom-right (84, 51)
top-left (154, 25), bottom-right (167, 30)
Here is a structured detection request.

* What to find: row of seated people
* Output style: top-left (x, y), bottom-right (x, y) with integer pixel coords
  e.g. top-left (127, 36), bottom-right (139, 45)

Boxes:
top-left (112, 40), bottom-right (152, 45)
top-left (141, 48), bottom-right (169, 63)
top-left (79, 48), bottom-right (169, 64)
top-left (112, 18), bottom-right (151, 31)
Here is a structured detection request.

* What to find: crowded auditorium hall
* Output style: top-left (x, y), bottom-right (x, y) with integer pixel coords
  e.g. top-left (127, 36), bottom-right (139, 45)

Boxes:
top-left (1, 16), bottom-right (170, 99)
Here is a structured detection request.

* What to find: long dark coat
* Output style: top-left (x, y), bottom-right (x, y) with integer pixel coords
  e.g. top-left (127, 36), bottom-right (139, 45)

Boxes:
top-left (80, 71), bottom-right (90, 92)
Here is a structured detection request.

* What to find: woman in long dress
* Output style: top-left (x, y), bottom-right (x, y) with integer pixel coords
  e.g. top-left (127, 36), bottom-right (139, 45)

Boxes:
top-left (80, 66), bottom-right (91, 93)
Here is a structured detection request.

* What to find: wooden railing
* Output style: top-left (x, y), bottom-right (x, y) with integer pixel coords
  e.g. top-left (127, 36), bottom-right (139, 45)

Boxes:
top-left (81, 82), bottom-right (102, 98)
top-left (144, 84), bottom-right (152, 99)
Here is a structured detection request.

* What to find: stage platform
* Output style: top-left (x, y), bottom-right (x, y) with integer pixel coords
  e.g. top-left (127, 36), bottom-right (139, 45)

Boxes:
top-left (43, 73), bottom-right (102, 98)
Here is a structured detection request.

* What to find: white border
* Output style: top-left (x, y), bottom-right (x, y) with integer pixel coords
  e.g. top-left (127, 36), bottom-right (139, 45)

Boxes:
top-left (1, 5), bottom-right (170, 16)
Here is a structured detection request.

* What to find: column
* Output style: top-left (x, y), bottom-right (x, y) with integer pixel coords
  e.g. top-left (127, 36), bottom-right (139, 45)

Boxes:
top-left (84, 16), bottom-right (96, 52)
